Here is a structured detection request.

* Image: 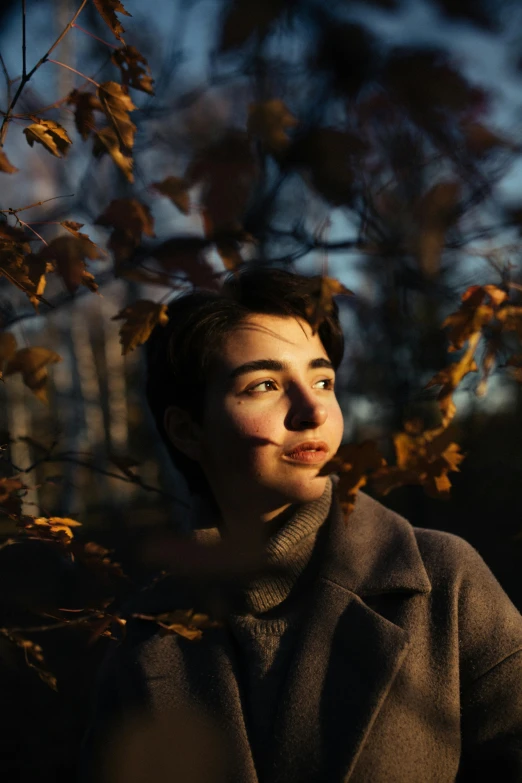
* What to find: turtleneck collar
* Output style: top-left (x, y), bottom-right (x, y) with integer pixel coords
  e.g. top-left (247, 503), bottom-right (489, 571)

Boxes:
top-left (191, 478), bottom-right (334, 616)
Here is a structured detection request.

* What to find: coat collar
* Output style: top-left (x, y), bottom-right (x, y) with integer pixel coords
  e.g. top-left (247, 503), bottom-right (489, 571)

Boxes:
top-left (321, 485), bottom-right (432, 597)
top-left (265, 487), bottom-right (433, 783)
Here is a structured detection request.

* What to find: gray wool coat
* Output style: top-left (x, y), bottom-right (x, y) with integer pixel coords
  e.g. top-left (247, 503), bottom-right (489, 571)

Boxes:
top-left (80, 490), bottom-right (522, 782)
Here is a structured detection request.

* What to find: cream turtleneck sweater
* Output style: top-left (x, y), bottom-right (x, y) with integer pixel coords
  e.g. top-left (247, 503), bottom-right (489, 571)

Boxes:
top-left (192, 477), bottom-right (334, 780)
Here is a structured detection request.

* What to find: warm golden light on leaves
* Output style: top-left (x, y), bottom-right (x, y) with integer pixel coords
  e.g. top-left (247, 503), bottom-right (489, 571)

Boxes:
top-left (39, 235), bottom-right (103, 293)
top-left (93, 126), bottom-right (134, 181)
top-left (23, 119), bottom-right (72, 158)
top-left (97, 81), bottom-right (136, 150)
top-left (112, 300), bottom-right (169, 355)
top-left (320, 441), bottom-right (386, 519)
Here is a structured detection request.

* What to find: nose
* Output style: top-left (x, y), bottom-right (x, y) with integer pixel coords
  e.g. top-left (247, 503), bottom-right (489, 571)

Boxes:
top-left (286, 385), bottom-right (328, 430)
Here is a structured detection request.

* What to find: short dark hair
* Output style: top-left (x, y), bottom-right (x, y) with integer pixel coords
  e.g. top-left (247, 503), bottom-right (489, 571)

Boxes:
top-left (145, 265), bottom-right (345, 501)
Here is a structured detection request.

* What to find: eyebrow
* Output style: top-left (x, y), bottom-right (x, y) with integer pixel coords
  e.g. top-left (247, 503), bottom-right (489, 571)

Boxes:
top-left (229, 357), bottom-right (334, 380)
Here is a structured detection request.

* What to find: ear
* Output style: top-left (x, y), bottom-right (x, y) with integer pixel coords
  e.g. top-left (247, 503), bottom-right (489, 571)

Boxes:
top-left (163, 406), bottom-right (203, 462)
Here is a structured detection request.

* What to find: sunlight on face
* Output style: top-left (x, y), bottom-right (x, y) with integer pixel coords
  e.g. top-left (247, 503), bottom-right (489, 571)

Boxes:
top-left (196, 314), bottom-right (344, 523)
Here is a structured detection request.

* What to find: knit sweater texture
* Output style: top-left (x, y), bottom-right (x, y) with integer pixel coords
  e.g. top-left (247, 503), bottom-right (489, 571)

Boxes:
top-left (192, 478), bottom-right (333, 779)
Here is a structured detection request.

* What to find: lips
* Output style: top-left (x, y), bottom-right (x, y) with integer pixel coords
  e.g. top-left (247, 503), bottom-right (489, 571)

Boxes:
top-left (283, 441), bottom-right (329, 463)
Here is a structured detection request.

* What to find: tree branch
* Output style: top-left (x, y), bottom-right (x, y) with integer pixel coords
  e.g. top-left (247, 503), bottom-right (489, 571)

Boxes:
top-left (0, 0), bottom-right (89, 145)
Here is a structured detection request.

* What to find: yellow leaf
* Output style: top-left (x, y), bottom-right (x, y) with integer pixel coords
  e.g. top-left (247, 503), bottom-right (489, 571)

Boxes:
top-left (93, 126), bottom-right (134, 182)
top-left (3, 347), bottom-right (62, 403)
top-left (34, 516), bottom-right (82, 538)
top-left (112, 300), bottom-right (169, 355)
top-left (92, 0), bottom-right (131, 43)
top-left (0, 149), bottom-right (18, 173)
top-left (23, 119), bottom-right (72, 158)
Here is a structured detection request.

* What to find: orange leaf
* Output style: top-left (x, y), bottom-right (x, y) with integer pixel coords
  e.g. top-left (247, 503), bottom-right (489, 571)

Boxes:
top-left (0, 149), bottom-right (18, 174)
top-left (111, 45), bottom-right (154, 95)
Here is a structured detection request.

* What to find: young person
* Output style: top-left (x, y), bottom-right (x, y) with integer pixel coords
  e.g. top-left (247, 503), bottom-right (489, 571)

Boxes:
top-left (80, 266), bottom-right (522, 782)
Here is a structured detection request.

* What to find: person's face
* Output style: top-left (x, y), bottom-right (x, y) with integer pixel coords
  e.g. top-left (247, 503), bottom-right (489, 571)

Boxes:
top-left (191, 313), bottom-right (344, 522)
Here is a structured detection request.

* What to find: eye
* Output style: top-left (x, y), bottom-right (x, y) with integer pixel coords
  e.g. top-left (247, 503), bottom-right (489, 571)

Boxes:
top-left (314, 378), bottom-right (335, 390)
top-left (247, 380), bottom-right (278, 393)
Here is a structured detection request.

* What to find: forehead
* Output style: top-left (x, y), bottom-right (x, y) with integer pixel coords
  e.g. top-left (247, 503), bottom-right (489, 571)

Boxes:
top-left (217, 314), bottom-right (328, 366)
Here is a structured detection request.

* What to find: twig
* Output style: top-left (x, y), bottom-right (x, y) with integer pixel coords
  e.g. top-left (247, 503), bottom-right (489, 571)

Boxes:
top-left (72, 23), bottom-right (119, 50)
top-left (22, 0), bottom-right (27, 80)
top-left (15, 216), bottom-right (48, 246)
top-left (47, 59), bottom-right (99, 88)
top-left (0, 52), bottom-right (11, 104)
top-left (0, 0), bottom-right (89, 145)
top-left (1, 193), bottom-right (74, 214)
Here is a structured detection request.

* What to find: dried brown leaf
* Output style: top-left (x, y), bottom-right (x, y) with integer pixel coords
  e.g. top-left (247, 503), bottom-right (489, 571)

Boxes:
top-left (3, 347), bottom-right (62, 403)
top-left (248, 99), bottom-right (297, 154)
top-left (93, 126), bottom-right (134, 181)
top-left (92, 0), bottom-right (131, 43)
top-left (97, 81), bottom-right (136, 150)
top-left (66, 89), bottom-right (103, 140)
top-left (150, 176), bottom-right (190, 215)
top-left (112, 300), bottom-right (169, 355)
top-left (111, 45), bottom-right (154, 95)
top-left (39, 236), bottom-right (103, 293)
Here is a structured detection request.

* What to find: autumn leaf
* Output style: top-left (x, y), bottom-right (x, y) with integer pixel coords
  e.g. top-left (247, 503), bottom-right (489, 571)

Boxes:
top-left (32, 516), bottom-right (82, 540)
top-left (3, 347), bottom-right (62, 403)
top-left (111, 45), bottom-right (154, 95)
top-left (93, 126), bottom-right (134, 181)
top-left (66, 89), bottom-right (103, 140)
top-left (150, 176), bottom-right (190, 215)
top-left (442, 285), bottom-right (495, 351)
top-left (0, 241), bottom-right (35, 297)
top-left (371, 423), bottom-right (465, 499)
top-left (97, 81), bottom-right (136, 149)
top-left (462, 121), bottom-right (517, 157)
top-left (0, 476), bottom-right (27, 518)
top-left (425, 346), bottom-right (479, 426)
top-left (38, 236), bottom-right (103, 293)
top-left (305, 275), bottom-right (354, 332)
top-left (319, 441), bottom-right (386, 519)
top-left (0, 223), bottom-right (29, 243)
top-left (0, 331), bottom-right (17, 377)
top-left (416, 180), bottom-right (461, 278)
top-left (132, 609), bottom-right (220, 641)
top-left (286, 128), bottom-right (366, 206)
top-left (96, 198), bottom-right (154, 269)
top-left (215, 236), bottom-right (244, 272)
top-left (23, 118), bottom-right (72, 158)
top-left (112, 300), bottom-right (169, 355)
top-left (4, 633), bottom-right (57, 690)
top-left (92, 0), bottom-right (131, 43)
top-left (186, 131), bottom-right (258, 234)
top-left (0, 149), bottom-right (18, 173)
top-left (60, 220), bottom-right (102, 253)
top-left (96, 198), bottom-right (155, 240)
top-left (151, 237), bottom-right (219, 289)
top-left (24, 254), bottom-right (53, 311)
top-left (248, 99), bottom-right (297, 154)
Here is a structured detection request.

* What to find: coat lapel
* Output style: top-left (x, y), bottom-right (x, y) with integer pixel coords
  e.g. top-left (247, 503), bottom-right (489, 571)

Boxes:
top-left (268, 488), bottom-right (432, 783)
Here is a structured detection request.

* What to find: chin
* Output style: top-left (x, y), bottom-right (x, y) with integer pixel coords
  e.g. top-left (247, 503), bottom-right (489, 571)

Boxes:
top-left (275, 474), bottom-right (329, 504)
